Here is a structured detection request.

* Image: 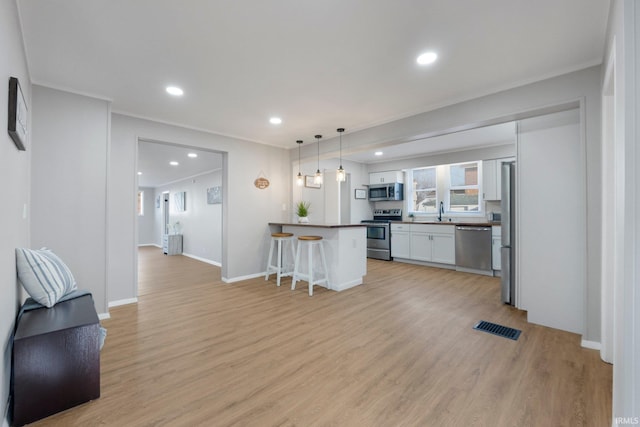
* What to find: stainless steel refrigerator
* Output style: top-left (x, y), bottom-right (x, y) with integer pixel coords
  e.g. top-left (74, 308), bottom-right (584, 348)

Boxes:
top-left (501, 161), bottom-right (516, 305)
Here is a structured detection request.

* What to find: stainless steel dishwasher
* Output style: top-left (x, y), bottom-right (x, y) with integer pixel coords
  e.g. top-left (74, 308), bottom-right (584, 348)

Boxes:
top-left (454, 226), bottom-right (492, 271)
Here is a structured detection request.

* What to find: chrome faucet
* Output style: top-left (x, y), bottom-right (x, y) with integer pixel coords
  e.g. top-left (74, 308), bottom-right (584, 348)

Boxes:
top-left (438, 201), bottom-right (444, 222)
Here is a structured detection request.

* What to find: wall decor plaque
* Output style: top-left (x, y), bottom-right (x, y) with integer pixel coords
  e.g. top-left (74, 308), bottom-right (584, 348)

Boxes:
top-left (254, 177), bottom-right (269, 189)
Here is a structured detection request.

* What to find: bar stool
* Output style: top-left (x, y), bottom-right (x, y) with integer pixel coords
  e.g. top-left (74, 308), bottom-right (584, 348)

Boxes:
top-left (292, 235), bottom-right (329, 296)
top-left (265, 232), bottom-right (296, 286)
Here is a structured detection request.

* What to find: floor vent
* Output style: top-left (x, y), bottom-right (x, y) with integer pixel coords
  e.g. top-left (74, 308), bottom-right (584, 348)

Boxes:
top-left (473, 320), bottom-right (521, 341)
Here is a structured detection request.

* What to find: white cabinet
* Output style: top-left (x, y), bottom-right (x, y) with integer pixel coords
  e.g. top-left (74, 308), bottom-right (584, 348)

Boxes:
top-left (163, 234), bottom-right (183, 255)
top-left (390, 224), bottom-right (410, 259)
top-left (431, 233), bottom-right (456, 264)
top-left (483, 157), bottom-right (515, 201)
top-left (370, 170), bottom-right (404, 184)
top-left (392, 224), bottom-right (455, 265)
top-left (492, 226), bottom-right (501, 270)
top-left (410, 231), bottom-right (432, 261)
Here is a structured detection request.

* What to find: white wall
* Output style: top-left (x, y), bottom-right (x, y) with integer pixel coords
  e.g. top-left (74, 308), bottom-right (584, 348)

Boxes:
top-left (0, 1), bottom-right (31, 422)
top-left (30, 86), bottom-right (110, 315)
top-left (137, 187), bottom-right (156, 245)
top-left (109, 113), bottom-right (290, 303)
top-left (154, 170), bottom-right (223, 264)
top-left (518, 109), bottom-right (584, 334)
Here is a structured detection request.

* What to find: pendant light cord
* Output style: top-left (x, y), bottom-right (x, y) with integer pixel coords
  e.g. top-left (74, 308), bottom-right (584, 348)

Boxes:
top-left (315, 135), bottom-right (322, 172)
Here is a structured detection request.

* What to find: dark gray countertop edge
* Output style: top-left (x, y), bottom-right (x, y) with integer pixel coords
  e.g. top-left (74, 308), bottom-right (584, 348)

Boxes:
top-left (269, 222), bottom-right (366, 229)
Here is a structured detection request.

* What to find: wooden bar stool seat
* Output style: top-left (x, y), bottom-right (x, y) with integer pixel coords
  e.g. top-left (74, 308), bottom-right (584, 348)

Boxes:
top-left (265, 232), bottom-right (296, 286)
top-left (292, 235), bottom-right (329, 296)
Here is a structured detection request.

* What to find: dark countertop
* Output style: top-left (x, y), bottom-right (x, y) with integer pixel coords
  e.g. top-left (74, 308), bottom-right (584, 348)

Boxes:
top-left (269, 222), bottom-right (366, 229)
top-left (392, 221), bottom-right (501, 227)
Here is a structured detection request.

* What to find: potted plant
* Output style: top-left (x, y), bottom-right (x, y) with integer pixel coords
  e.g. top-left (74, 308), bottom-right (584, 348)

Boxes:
top-left (296, 201), bottom-right (310, 223)
top-left (408, 213), bottom-right (415, 222)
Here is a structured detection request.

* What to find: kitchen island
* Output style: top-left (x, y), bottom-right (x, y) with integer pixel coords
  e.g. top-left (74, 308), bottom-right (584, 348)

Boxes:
top-left (268, 223), bottom-right (367, 292)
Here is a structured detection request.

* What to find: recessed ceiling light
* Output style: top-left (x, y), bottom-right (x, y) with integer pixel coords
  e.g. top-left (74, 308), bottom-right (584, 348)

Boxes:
top-left (269, 117), bottom-right (282, 125)
top-left (187, 153), bottom-right (198, 158)
top-left (170, 161), bottom-right (179, 166)
top-left (416, 52), bottom-right (438, 65)
top-left (166, 86), bottom-right (184, 96)
top-left (137, 171), bottom-right (142, 175)
top-left (375, 151), bottom-right (383, 156)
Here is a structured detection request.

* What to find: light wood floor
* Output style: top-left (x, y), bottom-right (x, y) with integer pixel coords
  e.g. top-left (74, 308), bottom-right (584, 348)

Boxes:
top-left (32, 247), bottom-right (612, 426)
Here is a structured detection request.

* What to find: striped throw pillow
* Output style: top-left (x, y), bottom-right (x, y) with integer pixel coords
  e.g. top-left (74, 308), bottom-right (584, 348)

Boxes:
top-left (15, 248), bottom-right (77, 308)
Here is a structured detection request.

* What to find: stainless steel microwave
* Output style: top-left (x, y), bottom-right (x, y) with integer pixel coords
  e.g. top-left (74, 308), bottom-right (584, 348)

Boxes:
top-left (368, 183), bottom-right (404, 201)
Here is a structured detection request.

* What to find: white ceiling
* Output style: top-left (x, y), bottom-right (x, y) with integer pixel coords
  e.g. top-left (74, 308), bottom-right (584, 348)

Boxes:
top-left (137, 141), bottom-right (222, 188)
top-left (17, 0), bottom-right (610, 151)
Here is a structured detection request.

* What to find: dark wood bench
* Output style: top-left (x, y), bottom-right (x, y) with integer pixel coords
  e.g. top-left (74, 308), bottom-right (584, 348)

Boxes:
top-left (12, 294), bottom-right (100, 426)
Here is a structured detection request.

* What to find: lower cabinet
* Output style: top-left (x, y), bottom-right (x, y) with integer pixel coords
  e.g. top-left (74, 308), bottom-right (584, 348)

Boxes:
top-left (391, 224), bottom-right (455, 265)
top-left (163, 234), bottom-right (183, 255)
top-left (410, 232), bottom-right (432, 261)
top-left (431, 233), bottom-right (456, 264)
top-left (390, 224), bottom-right (410, 259)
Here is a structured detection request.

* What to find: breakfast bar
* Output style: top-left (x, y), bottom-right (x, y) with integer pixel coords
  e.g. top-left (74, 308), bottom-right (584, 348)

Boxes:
top-left (268, 223), bottom-right (367, 292)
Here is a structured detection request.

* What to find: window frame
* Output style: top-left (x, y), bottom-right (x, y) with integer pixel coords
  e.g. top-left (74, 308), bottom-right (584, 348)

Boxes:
top-left (446, 161), bottom-right (482, 214)
top-left (409, 166), bottom-right (438, 214)
top-left (406, 161), bottom-right (484, 218)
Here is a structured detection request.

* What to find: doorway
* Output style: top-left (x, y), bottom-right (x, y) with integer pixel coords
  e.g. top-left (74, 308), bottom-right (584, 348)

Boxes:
top-left (136, 138), bottom-right (226, 296)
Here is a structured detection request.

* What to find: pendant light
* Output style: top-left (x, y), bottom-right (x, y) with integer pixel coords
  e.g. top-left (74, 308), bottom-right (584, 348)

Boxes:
top-left (296, 140), bottom-right (304, 186)
top-left (336, 128), bottom-right (346, 182)
top-left (314, 134), bottom-right (323, 185)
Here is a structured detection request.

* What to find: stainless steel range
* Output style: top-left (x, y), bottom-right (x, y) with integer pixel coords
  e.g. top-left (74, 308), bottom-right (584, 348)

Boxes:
top-left (361, 209), bottom-right (402, 260)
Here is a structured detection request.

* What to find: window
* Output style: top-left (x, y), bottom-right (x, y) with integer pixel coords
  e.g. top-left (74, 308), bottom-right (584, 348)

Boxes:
top-left (448, 162), bottom-right (480, 212)
top-left (137, 190), bottom-right (144, 216)
top-left (407, 161), bottom-right (483, 215)
top-left (411, 167), bottom-right (437, 213)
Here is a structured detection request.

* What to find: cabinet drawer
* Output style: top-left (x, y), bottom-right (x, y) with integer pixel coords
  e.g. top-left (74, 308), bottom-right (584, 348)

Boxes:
top-left (391, 223), bottom-right (410, 231)
top-left (410, 224), bottom-right (455, 235)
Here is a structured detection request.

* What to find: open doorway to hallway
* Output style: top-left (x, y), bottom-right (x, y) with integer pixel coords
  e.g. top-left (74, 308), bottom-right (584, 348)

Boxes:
top-left (136, 139), bottom-right (225, 294)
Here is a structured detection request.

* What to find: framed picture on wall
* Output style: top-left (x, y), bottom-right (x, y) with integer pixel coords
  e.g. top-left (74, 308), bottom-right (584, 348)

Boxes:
top-left (207, 186), bottom-right (222, 204)
top-left (305, 175), bottom-right (321, 189)
top-left (7, 77), bottom-right (27, 151)
top-left (354, 189), bottom-right (367, 199)
top-left (174, 191), bottom-right (186, 212)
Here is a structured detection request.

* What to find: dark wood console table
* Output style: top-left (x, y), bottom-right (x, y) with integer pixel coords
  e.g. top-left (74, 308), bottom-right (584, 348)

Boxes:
top-left (12, 295), bottom-right (100, 426)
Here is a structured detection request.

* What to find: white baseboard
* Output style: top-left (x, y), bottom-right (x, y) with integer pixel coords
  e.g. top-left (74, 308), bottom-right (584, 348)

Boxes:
top-left (331, 278), bottom-right (363, 292)
top-left (137, 243), bottom-right (157, 247)
top-left (100, 298), bottom-right (138, 320)
top-left (182, 252), bottom-right (221, 267)
top-left (581, 339), bottom-right (601, 350)
top-left (109, 298), bottom-right (138, 308)
top-left (222, 272), bottom-right (265, 283)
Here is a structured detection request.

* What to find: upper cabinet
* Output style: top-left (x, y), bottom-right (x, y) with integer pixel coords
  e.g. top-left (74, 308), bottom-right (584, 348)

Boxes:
top-left (369, 170), bottom-right (404, 184)
top-left (482, 158), bottom-right (515, 201)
